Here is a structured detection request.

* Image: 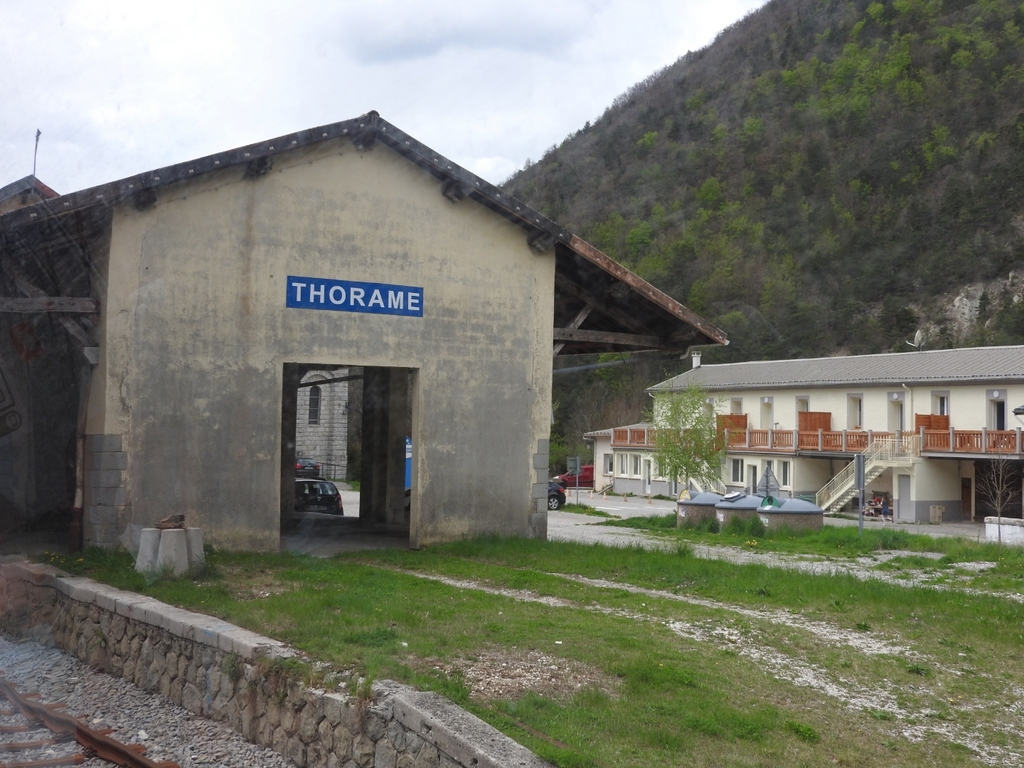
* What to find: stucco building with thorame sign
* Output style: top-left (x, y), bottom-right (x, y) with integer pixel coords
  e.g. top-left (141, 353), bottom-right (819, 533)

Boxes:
top-left (0, 112), bottom-right (726, 551)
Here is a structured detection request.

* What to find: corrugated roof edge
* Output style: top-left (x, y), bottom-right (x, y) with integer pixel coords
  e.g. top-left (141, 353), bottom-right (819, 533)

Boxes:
top-left (647, 345), bottom-right (1024, 393)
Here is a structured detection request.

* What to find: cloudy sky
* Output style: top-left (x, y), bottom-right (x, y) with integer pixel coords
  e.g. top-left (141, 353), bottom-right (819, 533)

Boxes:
top-left (1, 0), bottom-right (766, 195)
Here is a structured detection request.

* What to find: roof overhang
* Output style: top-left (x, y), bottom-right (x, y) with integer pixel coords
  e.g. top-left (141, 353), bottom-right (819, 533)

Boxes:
top-left (0, 112), bottom-right (726, 356)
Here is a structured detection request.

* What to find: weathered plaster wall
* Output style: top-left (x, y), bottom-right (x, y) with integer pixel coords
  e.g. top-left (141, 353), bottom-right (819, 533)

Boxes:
top-left (793, 457), bottom-right (835, 500)
top-left (912, 458), bottom-right (963, 521)
top-left (719, 383), bottom-right (1024, 434)
top-left (84, 140), bottom-right (554, 549)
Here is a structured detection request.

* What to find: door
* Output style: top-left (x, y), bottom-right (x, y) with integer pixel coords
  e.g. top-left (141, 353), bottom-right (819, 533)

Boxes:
top-left (642, 459), bottom-right (652, 496)
top-left (993, 400), bottom-right (1006, 431)
top-left (747, 464), bottom-right (757, 494)
top-left (962, 478), bottom-right (973, 521)
top-left (897, 474), bottom-right (911, 521)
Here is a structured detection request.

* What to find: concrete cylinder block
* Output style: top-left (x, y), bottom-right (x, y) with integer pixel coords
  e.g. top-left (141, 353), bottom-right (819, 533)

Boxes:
top-left (156, 529), bottom-right (190, 576)
top-left (185, 528), bottom-right (205, 568)
top-left (135, 528), bottom-right (162, 573)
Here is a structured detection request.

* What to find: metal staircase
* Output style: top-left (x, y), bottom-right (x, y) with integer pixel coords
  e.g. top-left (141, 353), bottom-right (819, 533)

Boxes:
top-left (815, 436), bottom-right (918, 513)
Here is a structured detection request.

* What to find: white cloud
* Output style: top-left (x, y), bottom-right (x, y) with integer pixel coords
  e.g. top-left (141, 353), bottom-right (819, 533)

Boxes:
top-left (0, 0), bottom-right (767, 195)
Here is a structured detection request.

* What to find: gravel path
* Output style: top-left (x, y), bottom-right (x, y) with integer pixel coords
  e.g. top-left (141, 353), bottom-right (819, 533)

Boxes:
top-left (548, 509), bottom-right (1014, 597)
top-left (0, 635), bottom-right (294, 768)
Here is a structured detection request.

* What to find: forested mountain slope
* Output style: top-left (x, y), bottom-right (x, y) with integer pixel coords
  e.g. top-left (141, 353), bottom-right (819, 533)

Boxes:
top-left (508, 0), bottom-right (1024, 364)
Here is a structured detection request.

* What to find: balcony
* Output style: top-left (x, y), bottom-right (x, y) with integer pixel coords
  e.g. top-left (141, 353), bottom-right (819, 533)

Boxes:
top-left (721, 427), bottom-right (1024, 456)
top-left (612, 427), bottom-right (654, 448)
top-left (612, 420), bottom-right (1024, 457)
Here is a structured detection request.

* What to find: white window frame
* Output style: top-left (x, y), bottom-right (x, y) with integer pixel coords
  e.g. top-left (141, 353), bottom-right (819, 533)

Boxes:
top-left (630, 453), bottom-right (642, 477)
top-left (731, 459), bottom-right (744, 483)
top-left (781, 460), bottom-right (790, 487)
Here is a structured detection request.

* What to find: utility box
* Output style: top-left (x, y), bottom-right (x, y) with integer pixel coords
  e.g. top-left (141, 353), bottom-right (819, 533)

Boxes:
top-left (929, 505), bottom-right (945, 524)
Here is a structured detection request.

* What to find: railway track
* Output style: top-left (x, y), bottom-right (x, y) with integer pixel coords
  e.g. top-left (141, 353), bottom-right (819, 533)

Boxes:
top-left (0, 677), bottom-right (180, 768)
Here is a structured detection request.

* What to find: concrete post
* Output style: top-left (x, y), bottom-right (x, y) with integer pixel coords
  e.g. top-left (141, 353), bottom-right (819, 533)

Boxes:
top-left (280, 365), bottom-right (301, 528)
top-left (361, 367), bottom-right (409, 529)
top-left (135, 529), bottom-right (161, 573)
top-left (156, 529), bottom-right (190, 576)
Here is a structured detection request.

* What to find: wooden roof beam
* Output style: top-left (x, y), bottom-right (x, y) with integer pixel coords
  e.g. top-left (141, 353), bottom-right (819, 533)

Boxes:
top-left (0, 297), bottom-right (98, 313)
top-left (552, 305), bottom-right (593, 357)
top-left (441, 179), bottom-right (471, 203)
top-left (553, 327), bottom-right (679, 351)
top-left (554, 274), bottom-right (655, 336)
top-left (528, 228), bottom-right (556, 253)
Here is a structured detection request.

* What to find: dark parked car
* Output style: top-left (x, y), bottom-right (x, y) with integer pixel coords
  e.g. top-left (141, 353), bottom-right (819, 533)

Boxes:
top-left (548, 481), bottom-right (566, 510)
top-left (295, 479), bottom-right (343, 514)
top-left (295, 457), bottom-right (322, 478)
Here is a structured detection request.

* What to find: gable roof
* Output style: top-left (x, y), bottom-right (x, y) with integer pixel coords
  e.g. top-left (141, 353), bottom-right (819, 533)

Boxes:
top-left (0, 175), bottom-right (59, 215)
top-left (650, 346), bottom-right (1024, 393)
top-left (0, 112), bottom-right (726, 356)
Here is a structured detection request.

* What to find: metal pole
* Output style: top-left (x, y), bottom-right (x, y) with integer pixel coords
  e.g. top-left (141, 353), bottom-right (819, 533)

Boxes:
top-left (855, 453), bottom-right (865, 535)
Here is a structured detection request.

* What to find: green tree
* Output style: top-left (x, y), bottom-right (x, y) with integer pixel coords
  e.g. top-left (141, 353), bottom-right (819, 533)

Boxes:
top-left (651, 384), bottom-right (725, 491)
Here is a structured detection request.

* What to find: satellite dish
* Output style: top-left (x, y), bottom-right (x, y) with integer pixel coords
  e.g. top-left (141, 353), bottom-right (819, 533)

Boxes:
top-left (905, 329), bottom-right (924, 348)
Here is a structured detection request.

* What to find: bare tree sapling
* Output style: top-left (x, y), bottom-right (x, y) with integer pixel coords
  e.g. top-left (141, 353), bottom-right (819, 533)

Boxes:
top-left (651, 384), bottom-right (724, 495)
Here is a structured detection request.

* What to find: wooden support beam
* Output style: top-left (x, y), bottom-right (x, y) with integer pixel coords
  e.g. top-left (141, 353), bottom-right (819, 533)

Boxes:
top-left (568, 235), bottom-right (728, 345)
top-left (441, 179), bottom-right (471, 203)
top-left (0, 297), bottom-right (98, 314)
top-left (132, 187), bottom-right (157, 211)
top-left (0, 262), bottom-right (93, 346)
top-left (553, 327), bottom-right (676, 350)
top-left (552, 305), bottom-right (593, 356)
top-left (527, 229), bottom-right (556, 253)
top-left (243, 156), bottom-right (273, 178)
top-left (554, 274), bottom-right (655, 336)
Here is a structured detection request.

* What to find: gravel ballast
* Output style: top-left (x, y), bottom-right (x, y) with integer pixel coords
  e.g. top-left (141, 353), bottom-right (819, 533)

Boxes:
top-left (0, 634), bottom-right (294, 768)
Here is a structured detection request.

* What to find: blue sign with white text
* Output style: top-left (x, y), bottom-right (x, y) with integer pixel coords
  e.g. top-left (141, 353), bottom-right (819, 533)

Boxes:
top-left (286, 276), bottom-right (423, 317)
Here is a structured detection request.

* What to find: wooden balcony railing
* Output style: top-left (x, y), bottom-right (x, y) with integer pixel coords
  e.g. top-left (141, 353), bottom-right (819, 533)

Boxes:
top-left (612, 427), bottom-right (654, 447)
top-left (717, 427), bottom-right (1024, 456)
top-left (610, 424), bottom-right (1024, 456)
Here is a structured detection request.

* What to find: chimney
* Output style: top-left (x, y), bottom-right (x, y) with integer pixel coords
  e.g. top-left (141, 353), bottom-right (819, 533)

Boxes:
top-left (691, 351), bottom-right (702, 369)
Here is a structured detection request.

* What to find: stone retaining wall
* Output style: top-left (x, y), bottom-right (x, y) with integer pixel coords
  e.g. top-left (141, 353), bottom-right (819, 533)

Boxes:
top-left (0, 557), bottom-right (549, 768)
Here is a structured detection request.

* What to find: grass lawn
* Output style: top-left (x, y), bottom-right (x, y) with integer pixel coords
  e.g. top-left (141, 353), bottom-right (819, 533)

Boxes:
top-left (38, 524), bottom-right (1024, 768)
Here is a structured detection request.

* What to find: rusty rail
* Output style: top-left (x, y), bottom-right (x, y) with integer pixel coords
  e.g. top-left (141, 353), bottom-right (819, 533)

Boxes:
top-left (0, 678), bottom-right (179, 768)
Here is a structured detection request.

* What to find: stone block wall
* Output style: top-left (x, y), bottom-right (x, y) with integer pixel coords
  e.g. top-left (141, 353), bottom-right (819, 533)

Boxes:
top-left (757, 511), bottom-right (824, 531)
top-left (0, 557), bottom-right (549, 768)
top-left (83, 434), bottom-right (129, 548)
top-left (296, 371), bottom-right (348, 480)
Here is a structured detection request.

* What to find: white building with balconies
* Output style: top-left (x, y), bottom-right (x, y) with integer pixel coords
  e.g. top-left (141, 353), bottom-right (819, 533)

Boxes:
top-left (627, 346), bottom-right (1024, 523)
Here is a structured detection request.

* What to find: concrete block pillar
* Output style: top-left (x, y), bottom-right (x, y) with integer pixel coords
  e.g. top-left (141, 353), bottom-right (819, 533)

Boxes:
top-left (361, 367), bottom-right (409, 529)
top-left (156, 529), bottom-right (189, 576)
top-left (186, 528), bottom-right (205, 566)
top-left (136, 529), bottom-right (161, 573)
top-left (280, 365), bottom-right (301, 526)
top-left (136, 528), bottom-right (204, 575)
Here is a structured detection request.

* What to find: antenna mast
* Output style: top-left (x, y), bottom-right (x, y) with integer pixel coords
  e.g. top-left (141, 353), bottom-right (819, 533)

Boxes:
top-left (32, 129), bottom-right (41, 177)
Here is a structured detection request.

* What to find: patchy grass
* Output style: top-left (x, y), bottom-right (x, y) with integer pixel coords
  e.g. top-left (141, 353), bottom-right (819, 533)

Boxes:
top-left (35, 536), bottom-right (1024, 768)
